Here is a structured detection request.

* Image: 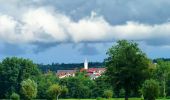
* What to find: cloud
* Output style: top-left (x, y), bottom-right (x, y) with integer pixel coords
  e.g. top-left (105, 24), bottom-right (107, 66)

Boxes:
top-left (1, 7), bottom-right (170, 46)
top-left (0, 0), bottom-right (170, 60)
top-left (31, 42), bottom-right (59, 54)
top-left (78, 44), bottom-right (99, 56)
top-left (0, 43), bottom-right (25, 55)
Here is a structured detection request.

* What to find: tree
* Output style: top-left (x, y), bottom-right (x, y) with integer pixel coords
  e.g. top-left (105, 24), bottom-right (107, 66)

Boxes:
top-left (142, 79), bottom-right (159, 100)
top-left (0, 57), bottom-right (40, 98)
top-left (59, 73), bottom-right (95, 98)
top-left (154, 60), bottom-right (170, 98)
top-left (92, 75), bottom-right (112, 98)
top-left (20, 79), bottom-right (37, 100)
top-left (105, 40), bottom-right (150, 100)
top-left (103, 90), bottom-right (113, 99)
top-left (10, 92), bottom-right (20, 100)
top-left (47, 84), bottom-right (68, 100)
top-left (36, 71), bottom-right (59, 99)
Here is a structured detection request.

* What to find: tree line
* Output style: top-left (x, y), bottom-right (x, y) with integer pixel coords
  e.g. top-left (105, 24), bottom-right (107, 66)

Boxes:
top-left (1, 40), bottom-right (170, 100)
top-left (38, 62), bottom-right (104, 72)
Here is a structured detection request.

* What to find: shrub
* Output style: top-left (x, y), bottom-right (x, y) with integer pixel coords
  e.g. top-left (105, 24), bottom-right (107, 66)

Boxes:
top-left (103, 89), bottom-right (113, 99)
top-left (142, 79), bottom-right (159, 100)
top-left (119, 88), bottom-right (125, 97)
top-left (20, 79), bottom-right (37, 100)
top-left (10, 92), bottom-right (20, 100)
top-left (47, 84), bottom-right (68, 100)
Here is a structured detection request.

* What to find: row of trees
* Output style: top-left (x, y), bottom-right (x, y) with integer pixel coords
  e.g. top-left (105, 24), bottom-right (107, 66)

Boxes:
top-left (0, 57), bottom-right (111, 99)
top-left (1, 40), bottom-right (170, 100)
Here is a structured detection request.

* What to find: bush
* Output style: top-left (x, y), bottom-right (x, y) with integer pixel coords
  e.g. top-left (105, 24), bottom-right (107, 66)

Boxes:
top-left (20, 79), bottom-right (37, 100)
top-left (10, 92), bottom-right (20, 100)
top-left (119, 88), bottom-right (125, 97)
top-left (103, 90), bottom-right (113, 99)
top-left (47, 84), bottom-right (68, 100)
top-left (142, 79), bottom-right (159, 100)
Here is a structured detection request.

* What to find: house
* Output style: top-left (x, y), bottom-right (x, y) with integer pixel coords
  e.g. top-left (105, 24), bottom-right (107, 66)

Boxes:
top-left (57, 59), bottom-right (106, 79)
top-left (57, 70), bottom-right (76, 78)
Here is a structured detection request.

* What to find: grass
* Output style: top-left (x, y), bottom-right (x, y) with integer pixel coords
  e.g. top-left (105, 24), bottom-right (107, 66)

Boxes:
top-left (60, 98), bottom-right (170, 100)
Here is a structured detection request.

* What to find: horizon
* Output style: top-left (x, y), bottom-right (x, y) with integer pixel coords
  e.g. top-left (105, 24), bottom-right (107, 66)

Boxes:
top-left (1, 0), bottom-right (170, 64)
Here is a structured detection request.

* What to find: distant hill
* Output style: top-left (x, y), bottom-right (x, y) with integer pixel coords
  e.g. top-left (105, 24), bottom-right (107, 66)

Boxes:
top-left (38, 62), bottom-right (104, 72)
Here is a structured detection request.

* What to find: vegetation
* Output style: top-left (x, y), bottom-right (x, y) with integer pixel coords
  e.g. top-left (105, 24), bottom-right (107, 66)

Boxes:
top-left (20, 79), bottom-right (37, 100)
top-left (142, 79), bottom-right (160, 100)
top-left (10, 92), bottom-right (20, 100)
top-left (47, 84), bottom-right (68, 100)
top-left (1, 40), bottom-right (170, 99)
top-left (105, 40), bottom-right (150, 100)
top-left (154, 60), bottom-right (170, 98)
top-left (0, 57), bottom-right (40, 98)
top-left (38, 62), bottom-right (104, 72)
top-left (103, 89), bottom-right (113, 99)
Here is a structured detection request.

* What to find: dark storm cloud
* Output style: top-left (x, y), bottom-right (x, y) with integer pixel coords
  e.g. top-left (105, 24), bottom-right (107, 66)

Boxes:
top-left (78, 44), bottom-right (99, 56)
top-left (31, 42), bottom-right (59, 54)
top-left (0, 43), bottom-right (25, 55)
top-left (1, 0), bottom-right (170, 55)
top-left (32, 0), bottom-right (170, 24)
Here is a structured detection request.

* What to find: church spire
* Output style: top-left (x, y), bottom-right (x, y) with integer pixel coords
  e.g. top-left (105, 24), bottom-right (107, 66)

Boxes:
top-left (84, 59), bottom-right (88, 69)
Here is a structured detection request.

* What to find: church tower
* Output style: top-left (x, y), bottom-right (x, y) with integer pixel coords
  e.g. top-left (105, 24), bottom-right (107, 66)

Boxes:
top-left (84, 59), bottom-right (88, 69)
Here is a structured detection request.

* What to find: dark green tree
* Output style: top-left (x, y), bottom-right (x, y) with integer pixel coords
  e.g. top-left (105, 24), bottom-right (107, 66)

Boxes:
top-left (59, 73), bottom-right (95, 98)
top-left (92, 75), bottom-right (112, 98)
top-left (105, 40), bottom-right (150, 100)
top-left (0, 57), bottom-right (40, 98)
top-left (36, 71), bottom-right (59, 99)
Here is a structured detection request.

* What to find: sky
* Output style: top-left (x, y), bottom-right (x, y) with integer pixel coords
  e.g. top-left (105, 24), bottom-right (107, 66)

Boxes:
top-left (1, 0), bottom-right (170, 64)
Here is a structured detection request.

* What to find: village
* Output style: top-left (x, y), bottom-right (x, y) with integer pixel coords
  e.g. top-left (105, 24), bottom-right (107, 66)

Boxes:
top-left (57, 59), bottom-right (106, 79)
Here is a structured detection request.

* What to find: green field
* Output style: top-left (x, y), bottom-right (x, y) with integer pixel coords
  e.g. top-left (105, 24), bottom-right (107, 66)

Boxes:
top-left (60, 98), bottom-right (170, 100)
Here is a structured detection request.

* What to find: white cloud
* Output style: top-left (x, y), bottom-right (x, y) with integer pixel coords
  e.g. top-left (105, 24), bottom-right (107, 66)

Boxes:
top-left (1, 7), bottom-right (170, 45)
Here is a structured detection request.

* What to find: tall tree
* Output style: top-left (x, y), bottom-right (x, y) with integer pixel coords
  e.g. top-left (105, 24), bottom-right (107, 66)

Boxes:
top-left (0, 57), bottom-right (40, 98)
top-left (105, 40), bottom-right (150, 100)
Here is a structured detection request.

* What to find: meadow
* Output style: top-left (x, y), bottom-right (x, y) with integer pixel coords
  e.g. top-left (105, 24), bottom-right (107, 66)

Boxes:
top-left (60, 98), bottom-right (170, 100)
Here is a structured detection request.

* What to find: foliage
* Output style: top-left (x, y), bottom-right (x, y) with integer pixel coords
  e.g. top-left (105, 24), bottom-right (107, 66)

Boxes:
top-left (103, 89), bottom-right (113, 99)
top-left (119, 88), bottom-right (125, 98)
top-left (10, 92), bottom-right (20, 100)
top-left (142, 79), bottom-right (159, 100)
top-left (59, 73), bottom-right (95, 98)
top-left (92, 75), bottom-right (112, 98)
top-left (47, 84), bottom-right (68, 100)
top-left (60, 74), bottom-right (94, 98)
top-left (105, 40), bottom-right (150, 100)
top-left (36, 71), bottom-right (59, 99)
top-left (153, 60), bottom-right (170, 98)
top-left (20, 79), bottom-right (37, 100)
top-left (0, 57), bottom-right (40, 98)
